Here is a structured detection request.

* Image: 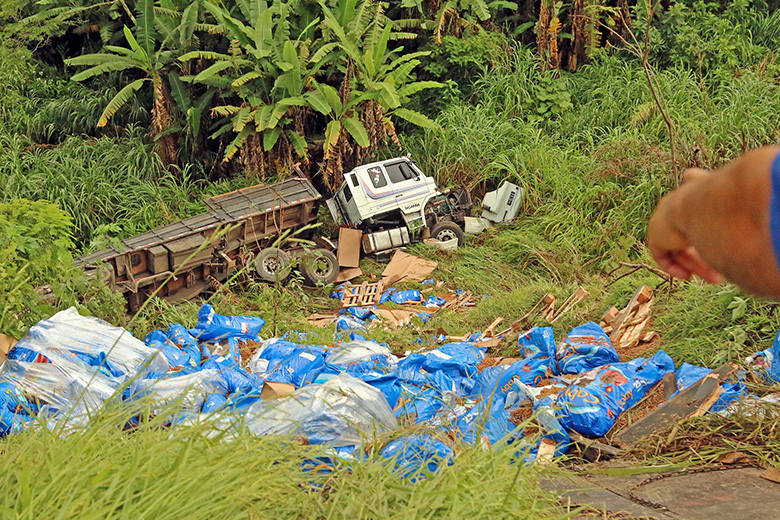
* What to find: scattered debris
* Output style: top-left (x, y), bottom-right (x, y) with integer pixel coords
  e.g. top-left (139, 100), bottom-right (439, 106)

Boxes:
top-left (442, 290), bottom-right (475, 311)
top-left (381, 251), bottom-right (438, 286)
top-left (341, 281), bottom-right (384, 307)
top-left (337, 228), bottom-right (362, 268)
top-left (334, 267), bottom-right (362, 283)
top-left (423, 237), bottom-right (459, 250)
top-left (602, 285), bottom-right (655, 350)
top-left (615, 363), bottom-right (737, 446)
top-left (550, 286), bottom-right (590, 324)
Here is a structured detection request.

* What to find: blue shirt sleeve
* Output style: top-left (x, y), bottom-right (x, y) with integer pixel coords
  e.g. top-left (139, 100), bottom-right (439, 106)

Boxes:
top-left (770, 151), bottom-right (780, 271)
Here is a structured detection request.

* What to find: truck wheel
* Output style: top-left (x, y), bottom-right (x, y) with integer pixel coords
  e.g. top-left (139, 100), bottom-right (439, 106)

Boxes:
top-left (429, 221), bottom-right (465, 246)
top-left (300, 249), bottom-right (339, 286)
top-left (254, 248), bottom-right (292, 282)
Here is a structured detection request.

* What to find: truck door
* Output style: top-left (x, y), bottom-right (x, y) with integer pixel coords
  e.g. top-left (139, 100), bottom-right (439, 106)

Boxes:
top-left (382, 160), bottom-right (427, 214)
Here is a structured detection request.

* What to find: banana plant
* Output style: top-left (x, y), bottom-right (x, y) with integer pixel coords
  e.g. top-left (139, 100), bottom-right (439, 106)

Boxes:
top-left (319, 0), bottom-right (443, 133)
top-left (182, 0), bottom-right (331, 169)
top-left (64, 0), bottom-right (203, 166)
top-left (304, 80), bottom-right (372, 159)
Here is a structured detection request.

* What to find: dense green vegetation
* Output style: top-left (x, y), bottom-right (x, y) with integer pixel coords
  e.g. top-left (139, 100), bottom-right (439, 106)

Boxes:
top-left (3, 0), bottom-right (780, 516)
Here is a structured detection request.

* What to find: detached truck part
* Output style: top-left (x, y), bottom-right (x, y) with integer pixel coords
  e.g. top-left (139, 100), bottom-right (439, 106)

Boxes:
top-left (326, 156), bottom-right (473, 253)
top-left (76, 177), bottom-right (335, 312)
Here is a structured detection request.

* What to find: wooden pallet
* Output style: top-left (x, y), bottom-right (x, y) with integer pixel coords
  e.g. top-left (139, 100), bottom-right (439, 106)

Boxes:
top-left (341, 281), bottom-right (384, 307)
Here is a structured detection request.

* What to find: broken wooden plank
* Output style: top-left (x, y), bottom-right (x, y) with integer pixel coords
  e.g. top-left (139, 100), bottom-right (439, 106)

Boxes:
top-left (600, 306), bottom-right (620, 327)
top-left (615, 363), bottom-right (737, 446)
top-left (618, 315), bottom-right (652, 350)
top-left (519, 293), bottom-right (556, 323)
top-left (442, 290), bottom-right (473, 311)
top-left (483, 317), bottom-right (503, 338)
top-left (550, 286), bottom-right (590, 324)
top-left (609, 285), bottom-right (651, 344)
top-left (569, 431), bottom-right (624, 462)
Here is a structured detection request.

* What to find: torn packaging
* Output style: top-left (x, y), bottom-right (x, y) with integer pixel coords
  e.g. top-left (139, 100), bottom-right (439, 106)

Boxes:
top-left (615, 363), bottom-right (738, 446)
top-left (556, 351), bottom-right (675, 437)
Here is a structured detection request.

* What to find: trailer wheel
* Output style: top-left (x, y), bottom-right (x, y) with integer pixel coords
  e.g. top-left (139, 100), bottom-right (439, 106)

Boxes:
top-left (300, 249), bottom-right (339, 286)
top-left (429, 221), bottom-right (464, 246)
top-left (254, 248), bottom-right (292, 282)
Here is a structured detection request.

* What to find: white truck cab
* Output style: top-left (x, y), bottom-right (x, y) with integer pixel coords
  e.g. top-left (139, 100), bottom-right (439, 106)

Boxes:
top-left (327, 156), bottom-right (439, 231)
top-left (327, 156), bottom-right (473, 253)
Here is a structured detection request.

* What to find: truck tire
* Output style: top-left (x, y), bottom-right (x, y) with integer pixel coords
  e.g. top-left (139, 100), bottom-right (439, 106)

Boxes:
top-left (429, 221), bottom-right (465, 246)
top-left (300, 249), bottom-right (339, 286)
top-left (254, 248), bottom-right (292, 282)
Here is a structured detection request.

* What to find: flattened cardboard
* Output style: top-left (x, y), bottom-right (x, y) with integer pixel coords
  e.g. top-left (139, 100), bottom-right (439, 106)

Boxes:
top-left (260, 381), bottom-right (296, 399)
top-left (334, 267), bottom-right (362, 283)
top-left (306, 313), bottom-right (337, 328)
top-left (381, 251), bottom-right (437, 286)
top-left (337, 228), bottom-right (363, 268)
top-left (373, 308), bottom-right (417, 327)
top-left (0, 333), bottom-right (17, 367)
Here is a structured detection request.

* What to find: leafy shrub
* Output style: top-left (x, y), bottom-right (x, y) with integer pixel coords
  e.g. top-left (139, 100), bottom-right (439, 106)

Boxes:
top-left (0, 199), bottom-right (74, 336)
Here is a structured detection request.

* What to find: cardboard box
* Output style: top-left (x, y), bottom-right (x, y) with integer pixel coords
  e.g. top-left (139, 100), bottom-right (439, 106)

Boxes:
top-left (0, 333), bottom-right (17, 367)
top-left (337, 228), bottom-right (363, 268)
top-left (260, 381), bottom-right (296, 399)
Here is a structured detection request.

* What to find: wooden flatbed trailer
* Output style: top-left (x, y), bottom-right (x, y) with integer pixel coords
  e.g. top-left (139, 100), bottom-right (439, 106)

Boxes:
top-left (76, 177), bottom-right (326, 312)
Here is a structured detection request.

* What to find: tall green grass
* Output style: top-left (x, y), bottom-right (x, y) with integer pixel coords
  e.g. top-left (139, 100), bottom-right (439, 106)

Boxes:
top-left (0, 401), bottom-right (570, 520)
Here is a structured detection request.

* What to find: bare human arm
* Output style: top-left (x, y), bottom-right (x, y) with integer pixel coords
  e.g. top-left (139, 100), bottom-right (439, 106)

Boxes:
top-left (647, 145), bottom-right (780, 298)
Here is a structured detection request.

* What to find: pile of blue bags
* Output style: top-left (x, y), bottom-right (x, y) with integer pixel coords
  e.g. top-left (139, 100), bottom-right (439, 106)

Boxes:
top-left (0, 305), bottom-right (754, 480)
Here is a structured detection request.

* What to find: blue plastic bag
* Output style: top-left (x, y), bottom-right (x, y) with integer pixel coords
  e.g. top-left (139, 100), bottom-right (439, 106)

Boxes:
top-left (378, 289), bottom-right (396, 304)
top-left (395, 384), bottom-right (452, 423)
top-left (395, 353), bottom-right (427, 384)
top-left (358, 372), bottom-right (401, 409)
top-left (470, 365), bottom-right (506, 398)
top-left (423, 296), bottom-right (446, 308)
top-left (202, 393), bottom-right (227, 413)
top-left (748, 329), bottom-right (780, 383)
top-left (189, 304), bottom-right (265, 342)
top-left (265, 350), bottom-right (326, 387)
top-left (454, 395), bottom-right (519, 447)
top-left (380, 434), bottom-right (454, 481)
top-left (0, 382), bottom-right (34, 437)
top-left (471, 355), bottom-right (549, 399)
top-left (335, 316), bottom-right (366, 331)
top-left (144, 331), bottom-right (196, 370)
top-left (390, 290), bottom-right (422, 305)
top-left (557, 351), bottom-right (674, 437)
top-left (673, 363), bottom-right (746, 413)
top-left (555, 322), bottom-right (619, 374)
top-left (518, 327), bottom-right (556, 360)
top-left (167, 324), bottom-right (201, 365)
top-left (343, 306), bottom-right (375, 320)
top-left (422, 343), bottom-right (486, 379)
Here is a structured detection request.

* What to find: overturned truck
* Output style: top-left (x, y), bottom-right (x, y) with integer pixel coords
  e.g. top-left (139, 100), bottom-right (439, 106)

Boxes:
top-left (76, 177), bottom-right (333, 312)
top-left (78, 156), bottom-right (504, 312)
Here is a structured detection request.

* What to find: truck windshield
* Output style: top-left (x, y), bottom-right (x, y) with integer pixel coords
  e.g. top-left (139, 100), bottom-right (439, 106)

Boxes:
top-left (385, 162), bottom-right (417, 183)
